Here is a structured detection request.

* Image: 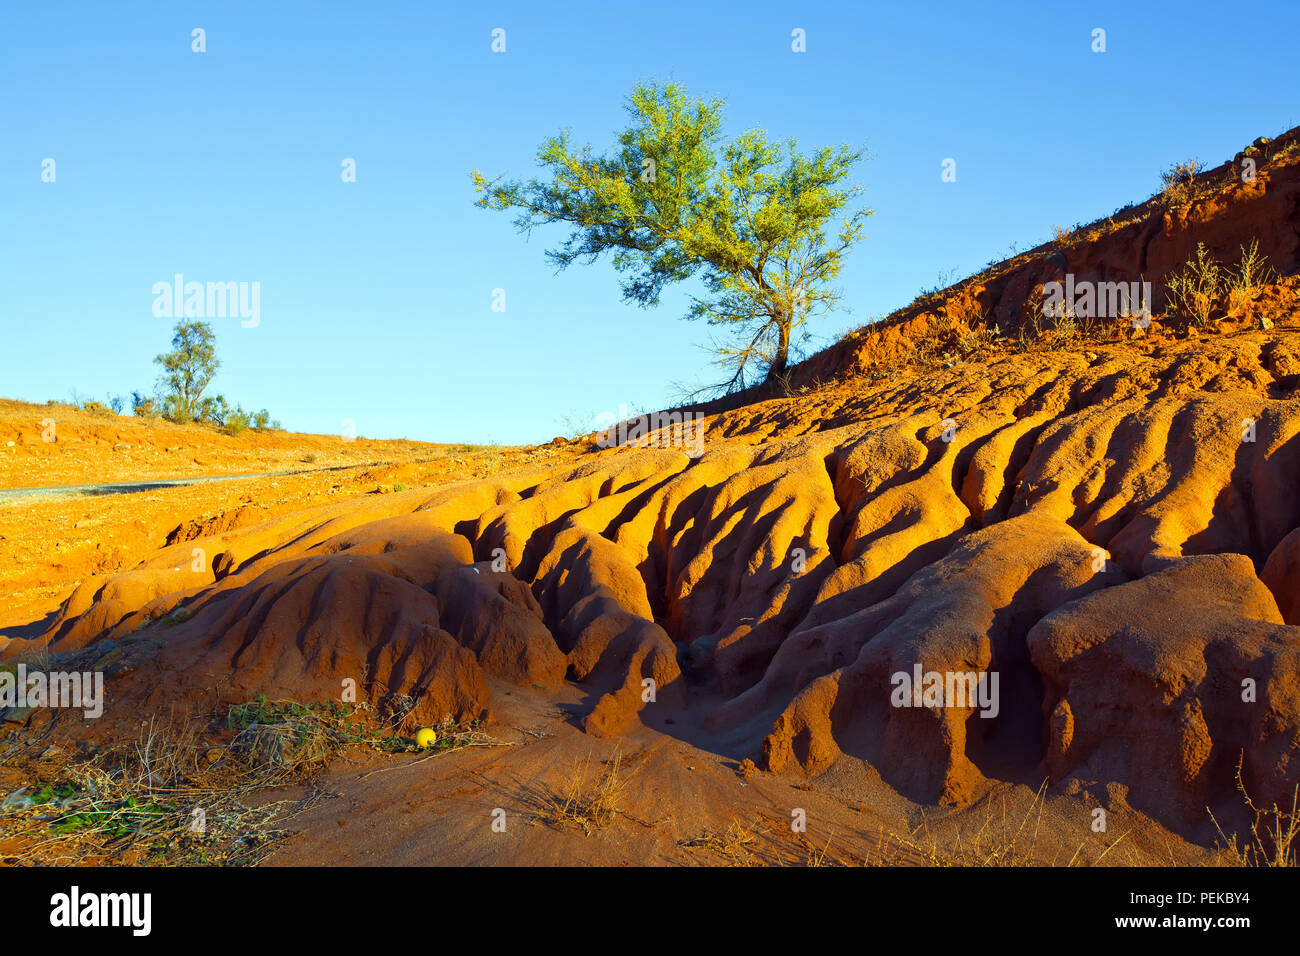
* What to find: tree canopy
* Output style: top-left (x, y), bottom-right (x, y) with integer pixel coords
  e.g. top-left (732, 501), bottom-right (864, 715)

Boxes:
top-left (154, 320), bottom-right (218, 422)
top-left (473, 81), bottom-right (870, 392)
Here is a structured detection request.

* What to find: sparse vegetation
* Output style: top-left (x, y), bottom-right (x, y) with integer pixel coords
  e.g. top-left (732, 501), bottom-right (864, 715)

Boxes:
top-left (116, 320), bottom-right (283, 433)
top-left (66, 391), bottom-right (121, 417)
top-left (130, 390), bottom-right (160, 418)
top-left (536, 751), bottom-right (631, 835)
top-left (1210, 757), bottom-right (1299, 867)
top-left (1226, 238), bottom-right (1275, 305)
top-left (1160, 159), bottom-right (1205, 205)
top-left (1164, 239), bottom-right (1271, 330)
top-left (557, 412), bottom-right (595, 440)
top-left (1165, 242), bottom-right (1224, 329)
top-left (0, 716), bottom-right (312, 865)
top-left (0, 696), bottom-right (495, 865)
top-left (681, 816), bottom-right (775, 865)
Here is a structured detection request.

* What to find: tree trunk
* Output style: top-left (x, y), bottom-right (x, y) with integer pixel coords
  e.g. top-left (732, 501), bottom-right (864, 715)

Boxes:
top-left (765, 315), bottom-right (791, 384)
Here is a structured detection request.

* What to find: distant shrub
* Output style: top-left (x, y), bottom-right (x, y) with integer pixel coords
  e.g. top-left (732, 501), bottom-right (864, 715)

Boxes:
top-left (221, 408), bottom-right (252, 435)
top-left (163, 394), bottom-right (195, 424)
top-left (172, 394), bottom-right (275, 435)
top-left (77, 399), bottom-right (115, 417)
top-left (131, 391), bottom-right (160, 418)
top-left (195, 394), bottom-right (231, 426)
top-left (392, 482), bottom-right (408, 493)
top-left (1160, 159), bottom-right (1205, 205)
top-left (301, 453), bottom-right (318, 464)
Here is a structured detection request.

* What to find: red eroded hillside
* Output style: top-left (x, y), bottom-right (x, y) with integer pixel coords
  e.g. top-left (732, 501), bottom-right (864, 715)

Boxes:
top-left (4, 127), bottom-right (1300, 868)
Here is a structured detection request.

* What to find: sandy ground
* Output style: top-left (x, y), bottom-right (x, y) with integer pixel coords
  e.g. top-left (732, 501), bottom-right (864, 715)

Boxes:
top-left (0, 397), bottom-right (459, 489)
top-left (0, 398), bottom-right (579, 631)
top-left (256, 679), bottom-right (1225, 867)
top-left (0, 386), bottom-right (1264, 867)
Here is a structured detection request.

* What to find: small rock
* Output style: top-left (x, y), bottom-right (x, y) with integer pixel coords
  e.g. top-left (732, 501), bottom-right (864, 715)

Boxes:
top-left (94, 647), bottom-right (124, 669)
top-left (1261, 316), bottom-right (1274, 330)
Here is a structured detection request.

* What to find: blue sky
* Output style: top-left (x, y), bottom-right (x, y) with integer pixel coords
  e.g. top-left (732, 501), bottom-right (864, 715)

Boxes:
top-left (3, 0), bottom-right (1297, 444)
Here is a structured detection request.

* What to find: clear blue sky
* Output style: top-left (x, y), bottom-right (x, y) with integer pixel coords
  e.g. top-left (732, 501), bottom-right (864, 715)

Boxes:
top-left (3, 1), bottom-right (1297, 444)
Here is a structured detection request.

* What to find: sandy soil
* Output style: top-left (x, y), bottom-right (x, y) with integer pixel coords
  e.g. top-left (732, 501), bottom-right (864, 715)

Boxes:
top-left (260, 679), bottom-right (1224, 867)
top-left (4, 136), bottom-right (1300, 868)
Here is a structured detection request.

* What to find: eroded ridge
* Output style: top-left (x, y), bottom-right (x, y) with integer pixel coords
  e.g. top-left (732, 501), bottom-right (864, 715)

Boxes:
top-left (10, 327), bottom-right (1300, 834)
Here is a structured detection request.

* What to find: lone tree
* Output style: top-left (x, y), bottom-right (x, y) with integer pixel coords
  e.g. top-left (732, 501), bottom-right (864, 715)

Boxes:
top-left (155, 320), bottom-right (219, 422)
top-left (473, 82), bottom-right (870, 392)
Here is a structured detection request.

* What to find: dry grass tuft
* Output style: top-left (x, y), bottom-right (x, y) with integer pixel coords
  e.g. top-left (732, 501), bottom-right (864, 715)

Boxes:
top-left (0, 697), bottom-right (490, 865)
top-left (0, 716), bottom-right (318, 865)
top-left (862, 782), bottom-right (1132, 867)
top-left (1160, 159), bottom-right (1206, 205)
top-left (1210, 756), bottom-right (1299, 867)
top-left (536, 751), bottom-right (632, 836)
top-left (681, 816), bottom-right (776, 865)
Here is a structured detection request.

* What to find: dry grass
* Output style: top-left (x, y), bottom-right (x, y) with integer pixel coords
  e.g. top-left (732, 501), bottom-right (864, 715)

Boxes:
top-left (804, 831), bottom-right (839, 867)
top-left (1165, 242), bottom-right (1223, 329)
top-left (0, 697), bottom-right (489, 865)
top-left (1210, 756), bottom-right (1299, 867)
top-left (1164, 238), bottom-right (1276, 330)
top-left (1160, 159), bottom-right (1206, 206)
top-left (861, 782), bottom-right (1133, 867)
top-left (680, 816), bottom-right (777, 865)
top-left (536, 751), bottom-right (632, 836)
top-left (907, 299), bottom-right (1006, 371)
top-left (0, 716), bottom-right (319, 865)
top-left (680, 816), bottom-right (852, 867)
top-left (1226, 239), bottom-right (1276, 307)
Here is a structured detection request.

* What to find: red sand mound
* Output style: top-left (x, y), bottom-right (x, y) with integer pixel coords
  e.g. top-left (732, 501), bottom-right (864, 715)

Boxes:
top-left (8, 127), bottom-right (1300, 850)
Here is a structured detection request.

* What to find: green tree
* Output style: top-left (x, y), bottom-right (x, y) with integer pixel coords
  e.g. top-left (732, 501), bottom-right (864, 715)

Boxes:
top-left (130, 390), bottom-right (159, 418)
top-left (155, 321), bottom-right (219, 422)
top-left (473, 81), bottom-right (870, 391)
